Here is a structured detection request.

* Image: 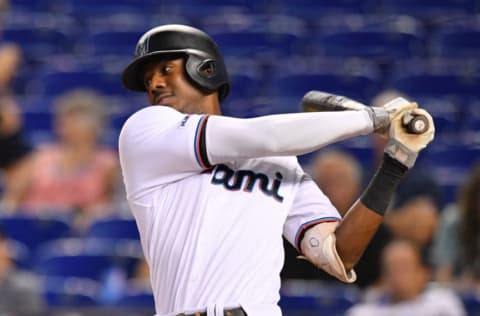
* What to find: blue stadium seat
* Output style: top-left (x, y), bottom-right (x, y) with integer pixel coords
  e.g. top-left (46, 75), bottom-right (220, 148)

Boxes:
top-left (275, 0), bottom-right (373, 21)
top-left (116, 292), bottom-right (155, 309)
top-left (268, 57), bottom-right (382, 101)
top-left (22, 110), bottom-right (54, 145)
top-left (83, 31), bottom-right (143, 57)
top-left (313, 31), bottom-right (425, 60)
top-left (159, 0), bottom-right (266, 20)
top-left (463, 100), bottom-right (480, 134)
top-left (227, 74), bottom-right (259, 101)
top-left (9, 0), bottom-right (54, 12)
top-left (271, 72), bottom-right (380, 105)
top-left (33, 71), bottom-right (125, 96)
top-left (280, 292), bottom-right (357, 316)
top-left (58, 0), bottom-right (147, 17)
top-left (200, 13), bottom-right (307, 36)
top-left (382, 0), bottom-right (476, 18)
top-left (41, 276), bottom-right (100, 307)
top-left (44, 290), bottom-right (98, 307)
top-left (211, 31), bottom-right (302, 58)
top-left (0, 215), bottom-right (71, 257)
top-left (110, 112), bottom-right (134, 132)
top-left (434, 30), bottom-right (480, 58)
top-left (315, 14), bottom-right (424, 34)
top-left (22, 110), bottom-right (53, 133)
top-left (280, 295), bottom-right (319, 311)
top-left (390, 70), bottom-right (480, 103)
top-left (36, 238), bottom-right (143, 280)
top-left (38, 254), bottom-right (112, 280)
top-left (86, 218), bottom-right (140, 240)
top-left (2, 27), bottom-right (71, 57)
top-left (428, 147), bottom-right (480, 170)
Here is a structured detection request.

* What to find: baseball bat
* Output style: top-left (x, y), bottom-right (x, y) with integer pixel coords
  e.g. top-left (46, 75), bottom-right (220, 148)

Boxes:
top-left (301, 91), bottom-right (429, 135)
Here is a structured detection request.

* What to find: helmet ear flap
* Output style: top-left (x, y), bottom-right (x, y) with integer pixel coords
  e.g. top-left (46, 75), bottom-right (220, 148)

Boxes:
top-left (185, 54), bottom-right (218, 91)
top-left (197, 60), bottom-right (216, 78)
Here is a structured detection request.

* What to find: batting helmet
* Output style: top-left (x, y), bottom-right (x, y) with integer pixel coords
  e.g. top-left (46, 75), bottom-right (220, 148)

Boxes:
top-left (121, 24), bottom-right (230, 101)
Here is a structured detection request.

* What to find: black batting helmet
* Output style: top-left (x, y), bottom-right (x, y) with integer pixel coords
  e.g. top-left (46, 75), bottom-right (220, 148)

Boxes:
top-left (121, 24), bottom-right (230, 101)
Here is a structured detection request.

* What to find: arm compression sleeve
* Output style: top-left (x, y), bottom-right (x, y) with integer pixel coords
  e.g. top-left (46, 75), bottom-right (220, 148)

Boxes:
top-left (206, 110), bottom-right (373, 164)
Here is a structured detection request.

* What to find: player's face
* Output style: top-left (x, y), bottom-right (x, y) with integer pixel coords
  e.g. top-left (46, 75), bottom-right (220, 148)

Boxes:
top-left (143, 58), bottom-right (217, 114)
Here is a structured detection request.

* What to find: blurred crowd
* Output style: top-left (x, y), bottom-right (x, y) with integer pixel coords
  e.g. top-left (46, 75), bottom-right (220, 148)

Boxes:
top-left (0, 0), bottom-right (479, 315)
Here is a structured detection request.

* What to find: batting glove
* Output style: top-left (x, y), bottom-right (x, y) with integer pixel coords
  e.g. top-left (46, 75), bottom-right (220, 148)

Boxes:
top-left (384, 108), bottom-right (435, 168)
top-left (366, 97), bottom-right (418, 135)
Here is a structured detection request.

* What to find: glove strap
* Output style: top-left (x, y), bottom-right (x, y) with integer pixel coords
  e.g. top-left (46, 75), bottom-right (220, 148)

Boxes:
top-left (384, 138), bottom-right (418, 169)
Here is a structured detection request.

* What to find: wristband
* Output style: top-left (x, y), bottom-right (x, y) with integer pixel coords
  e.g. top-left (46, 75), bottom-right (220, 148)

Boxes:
top-left (360, 154), bottom-right (408, 216)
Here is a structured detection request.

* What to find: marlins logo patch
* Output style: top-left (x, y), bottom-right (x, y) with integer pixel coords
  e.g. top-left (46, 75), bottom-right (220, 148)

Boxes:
top-left (135, 36), bottom-right (150, 57)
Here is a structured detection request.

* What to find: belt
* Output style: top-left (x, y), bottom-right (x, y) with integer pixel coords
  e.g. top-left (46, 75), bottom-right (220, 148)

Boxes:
top-left (177, 307), bottom-right (246, 316)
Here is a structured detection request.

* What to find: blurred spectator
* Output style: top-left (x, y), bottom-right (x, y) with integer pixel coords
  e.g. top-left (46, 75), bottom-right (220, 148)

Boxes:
top-left (0, 96), bottom-right (33, 211)
top-left (310, 150), bottom-right (361, 216)
top-left (371, 90), bottom-right (440, 248)
top-left (0, 0), bottom-right (21, 93)
top-left (347, 239), bottom-right (466, 316)
top-left (11, 90), bottom-right (119, 230)
top-left (0, 44), bottom-right (22, 93)
top-left (433, 163), bottom-right (480, 286)
top-left (0, 229), bottom-right (43, 314)
top-left (0, 26), bottom-right (32, 211)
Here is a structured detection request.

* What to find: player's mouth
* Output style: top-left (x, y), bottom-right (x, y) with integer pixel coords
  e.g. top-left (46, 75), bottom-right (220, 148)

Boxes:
top-left (154, 94), bottom-right (174, 105)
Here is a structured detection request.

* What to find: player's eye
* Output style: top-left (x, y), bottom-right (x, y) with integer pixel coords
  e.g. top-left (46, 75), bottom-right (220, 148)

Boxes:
top-left (161, 65), bottom-right (173, 74)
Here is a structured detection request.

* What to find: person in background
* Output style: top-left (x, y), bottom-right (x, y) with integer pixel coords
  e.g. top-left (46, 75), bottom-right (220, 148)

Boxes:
top-left (310, 150), bottom-right (362, 216)
top-left (11, 89), bottom-right (119, 230)
top-left (0, 229), bottom-right (44, 314)
top-left (347, 239), bottom-right (465, 316)
top-left (0, 44), bottom-right (22, 94)
top-left (0, 96), bottom-right (32, 211)
top-left (432, 163), bottom-right (480, 288)
top-left (0, 39), bottom-right (33, 211)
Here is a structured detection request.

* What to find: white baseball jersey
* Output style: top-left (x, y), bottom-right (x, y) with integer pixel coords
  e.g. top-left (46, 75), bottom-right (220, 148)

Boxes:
top-left (119, 106), bottom-right (341, 316)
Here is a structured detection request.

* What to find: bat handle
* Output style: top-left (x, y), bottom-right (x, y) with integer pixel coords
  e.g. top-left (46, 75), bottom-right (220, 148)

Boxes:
top-left (403, 112), bottom-right (429, 134)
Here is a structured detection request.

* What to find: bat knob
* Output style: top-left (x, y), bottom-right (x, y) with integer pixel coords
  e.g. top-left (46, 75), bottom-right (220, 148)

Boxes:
top-left (406, 115), bottom-right (429, 134)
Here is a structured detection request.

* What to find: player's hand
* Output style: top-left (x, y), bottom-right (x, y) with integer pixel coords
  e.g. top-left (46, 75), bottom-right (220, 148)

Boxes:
top-left (367, 97), bottom-right (418, 135)
top-left (384, 108), bottom-right (435, 168)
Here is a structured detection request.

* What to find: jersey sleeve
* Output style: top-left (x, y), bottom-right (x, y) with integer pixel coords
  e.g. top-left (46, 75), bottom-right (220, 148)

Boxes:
top-left (283, 172), bottom-right (342, 252)
top-left (119, 106), bottom-right (212, 199)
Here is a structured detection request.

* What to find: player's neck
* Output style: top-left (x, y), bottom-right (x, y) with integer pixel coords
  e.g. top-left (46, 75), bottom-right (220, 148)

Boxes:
top-left (198, 95), bottom-right (222, 115)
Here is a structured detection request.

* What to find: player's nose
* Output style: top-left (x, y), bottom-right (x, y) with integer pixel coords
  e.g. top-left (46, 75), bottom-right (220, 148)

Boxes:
top-left (149, 72), bottom-right (168, 90)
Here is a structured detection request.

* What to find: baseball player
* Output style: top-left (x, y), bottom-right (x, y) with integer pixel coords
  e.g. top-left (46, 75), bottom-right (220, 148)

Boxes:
top-left (118, 25), bottom-right (435, 316)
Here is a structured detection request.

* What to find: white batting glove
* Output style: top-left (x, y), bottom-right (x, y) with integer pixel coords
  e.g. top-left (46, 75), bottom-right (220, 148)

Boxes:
top-left (365, 97), bottom-right (418, 135)
top-left (384, 108), bottom-right (435, 168)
